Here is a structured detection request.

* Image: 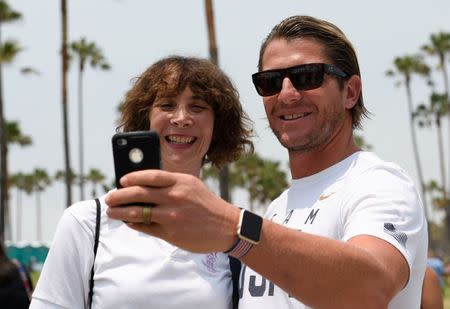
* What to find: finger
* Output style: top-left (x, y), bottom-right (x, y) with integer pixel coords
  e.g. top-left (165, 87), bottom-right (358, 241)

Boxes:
top-left (107, 205), bottom-right (155, 223)
top-left (120, 169), bottom-right (178, 188)
top-left (106, 186), bottom-right (167, 207)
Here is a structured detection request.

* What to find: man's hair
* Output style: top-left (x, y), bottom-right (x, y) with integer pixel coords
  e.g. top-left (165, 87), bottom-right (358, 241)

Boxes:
top-left (258, 15), bottom-right (369, 129)
top-left (118, 56), bottom-right (254, 168)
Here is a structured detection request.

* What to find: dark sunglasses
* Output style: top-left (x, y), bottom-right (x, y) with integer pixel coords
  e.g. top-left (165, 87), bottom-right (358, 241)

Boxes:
top-left (252, 63), bottom-right (348, 97)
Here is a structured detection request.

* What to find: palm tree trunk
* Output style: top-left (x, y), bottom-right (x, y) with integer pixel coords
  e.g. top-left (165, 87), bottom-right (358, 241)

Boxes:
top-left (436, 119), bottom-right (447, 195)
top-left (439, 56), bottom-right (450, 248)
top-left (36, 192), bottom-right (41, 241)
top-left (78, 62), bottom-right (85, 200)
top-left (204, 0), bottom-right (230, 202)
top-left (0, 25), bottom-right (7, 244)
top-left (61, 0), bottom-right (72, 207)
top-left (16, 190), bottom-right (22, 242)
top-left (405, 79), bottom-right (429, 220)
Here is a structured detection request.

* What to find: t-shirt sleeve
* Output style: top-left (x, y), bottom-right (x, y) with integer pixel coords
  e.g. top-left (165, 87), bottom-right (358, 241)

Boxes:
top-left (30, 203), bottom-right (96, 309)
top-left (341, 167), bottom-right (427, 270)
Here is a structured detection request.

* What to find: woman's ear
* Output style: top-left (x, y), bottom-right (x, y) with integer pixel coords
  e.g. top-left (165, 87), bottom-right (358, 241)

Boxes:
top-left (343, 75), bottom-right (362, 109)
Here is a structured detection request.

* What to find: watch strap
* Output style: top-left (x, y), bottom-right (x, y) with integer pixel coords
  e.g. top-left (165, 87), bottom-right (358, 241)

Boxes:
top-left (225, 239), bottom-right (253, 259)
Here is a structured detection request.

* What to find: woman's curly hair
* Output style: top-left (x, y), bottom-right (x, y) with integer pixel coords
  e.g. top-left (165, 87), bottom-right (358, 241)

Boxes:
top-left (118, 56), bottom-right (254, 168)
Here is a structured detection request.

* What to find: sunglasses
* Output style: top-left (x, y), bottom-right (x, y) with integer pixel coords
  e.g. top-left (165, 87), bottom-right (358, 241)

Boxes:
top-left (252, 63), bottom-right (348, 97)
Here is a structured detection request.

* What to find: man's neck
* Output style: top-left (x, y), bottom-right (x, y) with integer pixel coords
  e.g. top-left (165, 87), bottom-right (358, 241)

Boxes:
top-left (288, 131), bottom-right (360, 179)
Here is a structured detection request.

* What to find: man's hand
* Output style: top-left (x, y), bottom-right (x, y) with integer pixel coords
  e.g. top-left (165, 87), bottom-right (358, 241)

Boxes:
top-left (105, 169), bottom-right (240, 253)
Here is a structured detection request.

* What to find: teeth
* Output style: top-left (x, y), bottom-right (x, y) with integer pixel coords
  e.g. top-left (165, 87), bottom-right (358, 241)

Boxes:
top-left (167, 135), bottom-right (195, 144)
top-left (283, 113), bottom-right (309, 120)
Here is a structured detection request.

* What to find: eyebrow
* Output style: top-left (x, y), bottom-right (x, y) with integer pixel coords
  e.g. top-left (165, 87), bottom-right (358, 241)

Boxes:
top-left (190, 94), bottom-right (207, 102)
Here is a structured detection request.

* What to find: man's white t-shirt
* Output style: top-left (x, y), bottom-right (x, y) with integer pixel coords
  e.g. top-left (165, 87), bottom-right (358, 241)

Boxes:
top-left (239, 151), bottom-right (428, 309)
top-left (30, 195), bottom-right (232, 309)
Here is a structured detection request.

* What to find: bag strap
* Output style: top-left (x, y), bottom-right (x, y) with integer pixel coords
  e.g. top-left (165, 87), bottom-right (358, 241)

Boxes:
top-left (229, 256), bottom-right (241, 309)
top-left (88, 198), bottom-right (101, 309)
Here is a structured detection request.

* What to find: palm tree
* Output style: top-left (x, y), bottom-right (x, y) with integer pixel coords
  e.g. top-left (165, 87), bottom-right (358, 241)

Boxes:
top-left (231, 153), bottom-right (288, 212)
top-left (422, 31), bottom-right (450, 99)
top-left (31, 168), bottom-right (51, 241)
top-left (386, 54), bottom-right (431, 220)
top-left (415, 93), bottom-right (447, 194)
top-left (203, 0), bottom-right (230, 202)
top-left (54, 169), bottom-right (77, 202)
top-left (421, 32), bottom-right (450, 243)
top-left (203, 153), bottom-right (289, 212)
top-left (0, 1), bottom-right (21, 244)
top-left (70, 38), bottom-right (110, 201)
top-left (414, 93), bottom-right (450, 246)
top-left (9, 171), bottom-right (33, 242)
top-left (85, 168), bottom-right (106, 198)
top-left (60, 0), bottom-right (72, 208)
top-left (4, 121), bottom-right (31, 239)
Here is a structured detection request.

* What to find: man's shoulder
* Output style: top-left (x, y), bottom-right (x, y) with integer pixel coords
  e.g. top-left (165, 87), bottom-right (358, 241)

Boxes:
top-left (349, 151), bottom-right (412, 182)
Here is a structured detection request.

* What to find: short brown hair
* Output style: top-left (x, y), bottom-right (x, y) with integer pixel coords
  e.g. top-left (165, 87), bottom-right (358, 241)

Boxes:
top-left (118, 56), bottom-right (254, 167)
top-left (258, 15), bottom-right (369, 129)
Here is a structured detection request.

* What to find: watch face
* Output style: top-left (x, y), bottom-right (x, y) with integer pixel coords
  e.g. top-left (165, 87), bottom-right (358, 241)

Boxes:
top-left (240, 210), bottom-right (262, 243)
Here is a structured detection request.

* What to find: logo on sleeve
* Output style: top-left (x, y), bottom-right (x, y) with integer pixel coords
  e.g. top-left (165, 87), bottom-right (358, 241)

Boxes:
top-left (383, 222), bottom-right (407, 248)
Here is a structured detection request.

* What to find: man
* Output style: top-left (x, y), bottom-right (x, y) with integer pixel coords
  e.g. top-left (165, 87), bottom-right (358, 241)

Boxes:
top-left (106, 15), bottom-right (428, 308)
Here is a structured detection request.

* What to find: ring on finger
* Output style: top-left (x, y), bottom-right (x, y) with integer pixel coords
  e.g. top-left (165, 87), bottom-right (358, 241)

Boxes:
top-left (142, 206), bottom-right (153, 225)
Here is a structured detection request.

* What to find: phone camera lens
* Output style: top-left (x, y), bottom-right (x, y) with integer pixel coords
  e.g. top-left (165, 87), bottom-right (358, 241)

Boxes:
top-left (117, 138), bottom-right (127, 146)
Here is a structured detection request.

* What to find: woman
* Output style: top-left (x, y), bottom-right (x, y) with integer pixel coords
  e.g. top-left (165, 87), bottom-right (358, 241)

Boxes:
top-left (0, 244), bottom-right (31, 309)
top-left (30, 56), bottom-right (253, 309)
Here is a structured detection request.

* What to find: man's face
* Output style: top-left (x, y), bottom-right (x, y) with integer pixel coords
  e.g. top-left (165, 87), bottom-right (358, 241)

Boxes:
top-left (260, 38), bottom-right (352, 153)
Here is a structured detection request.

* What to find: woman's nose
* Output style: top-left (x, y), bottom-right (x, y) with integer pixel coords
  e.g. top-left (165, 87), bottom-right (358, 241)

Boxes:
top-left (170, 108), bottom-right (192, 128)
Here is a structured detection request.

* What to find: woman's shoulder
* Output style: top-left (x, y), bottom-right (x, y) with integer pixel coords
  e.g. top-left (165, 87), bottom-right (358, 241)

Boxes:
top-left (61, 193), bottom-right (110, 235)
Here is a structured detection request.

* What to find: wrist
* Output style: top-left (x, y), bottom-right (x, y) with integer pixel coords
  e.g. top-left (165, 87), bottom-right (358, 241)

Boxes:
top-left (223, 208), bottom-right (263, 259)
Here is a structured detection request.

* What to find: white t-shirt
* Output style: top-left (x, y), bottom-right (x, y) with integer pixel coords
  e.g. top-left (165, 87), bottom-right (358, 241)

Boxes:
top-left (239, 151), bottom-right (428, 309)
top-left (30, 195), bottom-right (232, 309)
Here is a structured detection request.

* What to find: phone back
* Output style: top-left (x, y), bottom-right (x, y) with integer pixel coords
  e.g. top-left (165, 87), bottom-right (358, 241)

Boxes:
top-left (112, 131), bottom-right (161, 188)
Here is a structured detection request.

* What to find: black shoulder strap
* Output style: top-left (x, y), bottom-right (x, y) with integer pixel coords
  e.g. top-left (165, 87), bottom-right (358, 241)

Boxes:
top-left (88, 198), bottom-right (101, 309)
top-left (229, 256), bottom-right (241, 309)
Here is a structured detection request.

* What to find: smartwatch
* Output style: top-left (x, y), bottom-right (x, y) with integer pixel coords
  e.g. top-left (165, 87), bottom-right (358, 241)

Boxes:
top-left (237, 209), bottom-right (262, 244)
top-left (224, 209), bottom-right (263, 259)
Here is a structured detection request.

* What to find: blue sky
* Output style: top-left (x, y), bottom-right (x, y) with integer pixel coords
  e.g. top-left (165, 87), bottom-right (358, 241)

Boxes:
top-left (4, 0), bottom-right (450, 242)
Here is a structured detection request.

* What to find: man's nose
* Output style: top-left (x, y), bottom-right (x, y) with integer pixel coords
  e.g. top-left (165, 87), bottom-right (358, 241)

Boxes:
top-left (277, 77), bottom-right (302, 104)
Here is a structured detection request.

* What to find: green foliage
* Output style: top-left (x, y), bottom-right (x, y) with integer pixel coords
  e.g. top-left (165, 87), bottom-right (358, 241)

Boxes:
top-left (386, 54), bottom-right (431, 86)
top-left (85, 168), bottom-right (107, 198)
top-left (203, 153), bottom-right (288, 211)
top-left (9, 172), bottom-right (33, 195)
top-left (422, 31), bottom-right (450, 70)
top-left (31, 168), bottom-right (51, 192)
top-left (6, 121), bottom-right (32, 146)
top-left (0, 1), bottom-right (22, 23)
top-left (69, 37), bottom-right (110, 72)
top-left (0, 40), bottom-right (21, 63)
top-left (54, 169), bottom-right (77, 184)
top-left (354, 134), bottom-right (372, 150)
top-left (426, 180), bottom-right (450, 210)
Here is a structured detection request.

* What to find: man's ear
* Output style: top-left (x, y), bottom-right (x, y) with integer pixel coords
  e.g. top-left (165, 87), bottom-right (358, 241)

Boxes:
top-left (344, 75), bottom-right (362, 109)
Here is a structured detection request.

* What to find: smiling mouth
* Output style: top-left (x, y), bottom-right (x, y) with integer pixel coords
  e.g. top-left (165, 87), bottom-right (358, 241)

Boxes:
top-left (281, 112), bottom-right (311, 120)
top-left (166, 135), bottom-right (196, 144)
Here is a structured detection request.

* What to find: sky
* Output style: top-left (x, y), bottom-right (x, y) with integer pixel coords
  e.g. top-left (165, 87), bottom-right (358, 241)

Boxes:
top-left (3, 0), bottom-right (450, 243)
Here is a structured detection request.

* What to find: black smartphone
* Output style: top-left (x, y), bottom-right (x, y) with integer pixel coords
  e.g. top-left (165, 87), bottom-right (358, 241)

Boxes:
top-left (112, 131), bottom-right (161, 189)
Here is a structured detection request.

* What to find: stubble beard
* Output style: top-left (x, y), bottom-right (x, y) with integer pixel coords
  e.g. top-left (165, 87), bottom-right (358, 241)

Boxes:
top-left (271, 106), bottom-right (346, 155)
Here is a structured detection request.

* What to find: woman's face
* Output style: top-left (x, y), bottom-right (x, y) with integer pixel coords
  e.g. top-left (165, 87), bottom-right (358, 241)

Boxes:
top-left (149, 87), bottom-right (214, 176)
